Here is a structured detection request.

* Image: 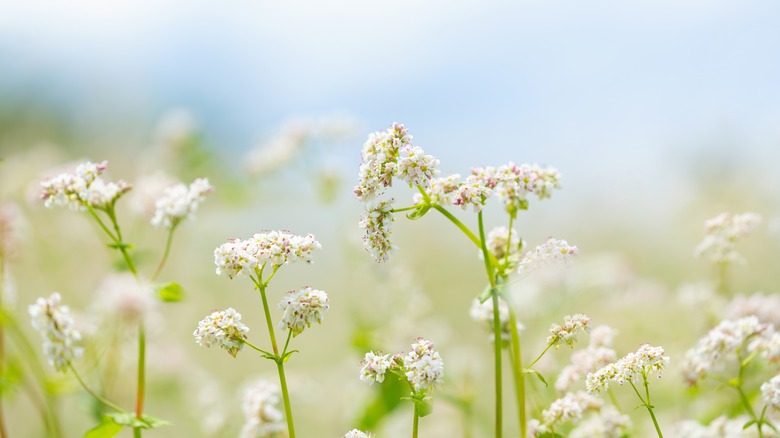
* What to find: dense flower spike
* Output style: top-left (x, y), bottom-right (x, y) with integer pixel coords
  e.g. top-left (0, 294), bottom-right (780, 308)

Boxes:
top-left (518, 237), bottom-right (579, 275)
top-left (695, 212), bottom-right (761, 264)
top-left (278, 287), bottom-right (329, 337)
top-left (40, 160), bottom-right (132, 211)
top-left (358, 199), bottom-right (396, 262)
top-left (239, 380), bottom-right (286, 438)
top-left (354, 123), bottom-right (439, 201)
top-left (586, 344), bottom-right (670, 394)
top-left (547, 314), bottom-right (592, 349)
top-left (556, 325), bottom-right (619, 392)
top-left (214, 231), bottom-right (322, 278)
top-left (360, 352), bottom-right (392, 385)
top-left (681, 316), bottom-right (775, 385)
top-left (403, 338), bottom-right (445, 392)
top-left (151, 177), bottom-right (214, 229)
top-left (28, 293), bottom-right (83, 372)
top-left (193, 308), bottom-right (250, 357)
top-left (343, 430), bottom-right (374, 438)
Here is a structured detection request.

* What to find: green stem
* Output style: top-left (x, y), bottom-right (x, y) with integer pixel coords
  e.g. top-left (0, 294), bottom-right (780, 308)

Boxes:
top-left (413, 410), bottom-right (419, 438)
top-left (735, 350), bottom-right (764, 437)
top-left (104, 208), bottom-right (137, 277)
top-left (241, 340), bottom-right (274, 357)
top-left (526, 344), bottom-right (554, 369)
top-left (151, 224), bottom-right (178, 281)
top-left (479, 213), bottom-right (502, 438)
top-left (629, 379), bottom-right (663, 438)
top-left (716, 262), bottom-right (729, 296)
top-left (391, 205), bottom-right (421, 214)
top-left (507, 307), bottom-right (525, 438)
top-left (85, 205), bottom-right (119, 243)
top-left (134, 323), bottom-right (146, 438)
top-left (69, 364), bottom-right (124, 413)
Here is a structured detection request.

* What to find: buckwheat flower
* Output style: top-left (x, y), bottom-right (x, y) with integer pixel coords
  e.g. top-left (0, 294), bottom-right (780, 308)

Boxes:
top-left (396, 144), bottom-right (440, 188)
top-left (239, 380), bottom-right (286, 438)
top-left (127, 171), bottom-right (178, 217)
top-left (278, 287), bottom-right (328, 337)
top-left (40, 160), bottom-right (131, 211)
top-left (403, 338), bottom-right (444, 392)
top-left (252, 230), bottom-right (321, 266)
top-left (518, 237), bottom-right (578, 276)
top-left (245, 120), bottom-right (309, 177)
top-left (214, 238), bottom-right (259, 279)
top-left (542, 391), bottom-right (602, 427)
top-left (359, 199), bottom-right (396, 262)
top-left (193, 308), bottom-right (249, 357)
top-left (548, 314), bottom-right (592, 349)
top-left (151, 177), bottom-right (214, 229)
top-left (670, 416), bottom-right (755, 438)
top-left (28, 293), bottom-right (83, 372)
top-left (530, 164), bottom-right (561, 200)
top-left (469, 297), bottom-right (523, 344)
top-left (556, 327), bottom-right (618, 392)
top-left (493, 163), bottom-right (561, 214)
top-left (568, 405), bottom-right (632, 438)
top-left (761, 375), bottom-right (780, 411)
top-left (695, 212), bottom-right (761, 264)
top-left (725, 292), bottom-right (780, 327)
top-left (413, 174), bottom-right (461, 206)
top-left (586, 344), bottom-right (670, 394)
top-left (527, 419), bottom-right (548, 437)
top-left (480, 226), bottom-right (521, 266)
top-left (343, 430), bottom-right (374, 438)
top-left (354, 122), bottom-right (412, 201)
top-left (453, 174), bottom-right (493, 212)
top-left (681, 316), bottom-right (772, 385)
top-left (360, 352), bottom-right (392, 385)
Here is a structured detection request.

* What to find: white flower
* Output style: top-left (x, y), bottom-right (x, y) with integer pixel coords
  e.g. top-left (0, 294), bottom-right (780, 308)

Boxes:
top-left (414, 174), bottom-right (461, 206)
top-left (193, 308), bottom-right (249, 357)
top-left (481, 226), bottom-right (521, 267)
top-left (354, 123), bottom-right (412, 201)
top-left (40, 160), bottom-right (131, 211)
top-left (239, 380), bottom-right (286, 438)
top-left (151, 177), bottom-right (214, 229)
top-left (586, 344), bottom-right (669, 394)
top-left (547, 314), bottom-right (591, 349)
top-left (403, 338), bottom-right (444, 392)
top-left (568, 405), bottom-right (632, 438)
top-left (556, 325), bottom-right (618, 392)
top-left (28, 293), bottom-right (83, 372)
top-left (669, 416), bottom-right (757, 438)
top-left (761, 375), bottom-right (780, 411)
top-left (453, 174), bottom-right (493, 212)
top-left (518, 237), bottom-right (578, 276)
top-left (695, 212), bottom-right (761, 265)
top-left (542, 391), bottom-right (602, 427)
top-left (359, 199), bottom-right (396, 263)
top-left (127, 171), bottom-right (178, 217)
top-left (278, 287), bottom-right (329, 337)
top-left (360, 352), bottom-right (392, 385)
top-left (396, 145), bottom-right (440, 188)
top-left (343, 429), bottom-right (374, 438)
top-left (214, 231), bottom-right (322, 278)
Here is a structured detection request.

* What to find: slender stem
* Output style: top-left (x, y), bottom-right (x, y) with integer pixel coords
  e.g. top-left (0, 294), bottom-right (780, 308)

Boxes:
top-left (526, 344), bottom-right (554, 369)
top-left (282, 330), bottom-right (293, 356)
top-left (69, 364), bottom-right (124, 413)
top-left (105, 208), bottom-right (137, 277)
top-left (391, 205), bottom-right (421, 214)
top-left (479, 213), bottom-right (502, 438)
top-left (276, 361), bottom-right (295, 438)
top-left (85, 205), bottom-right (118, 243)
top-left (241, 340), bottom-right (274, 357)
top-left (507, 307), bottom-right (525, 438)
top-left (413, 410), bottom-right (419, 438)
top-left (134, 323), bottom-right (146, 438)
top-left (151, 224), bottom-right (177, 282)
top-left (628, 379), bottom-right (663, 438)
top-left (735, 350), bottom-right (764, 437)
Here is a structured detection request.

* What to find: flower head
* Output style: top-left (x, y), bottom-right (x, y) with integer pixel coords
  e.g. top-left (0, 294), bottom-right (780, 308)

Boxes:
top-left (403, 338), bottom-right (444, 392)
top-left (40, 160), bottom-right (131, 211)
top-left (548, 314), bottom-right (592, 349)
top-left (214, 231), bottom-right (321, 278)
top-left (481, 226), bottom-right (522, 267)
top-left (695, 212), bottom-right (761, 265)
top-left (278, 287), bottom-right (329, 337)
top-left (193, 308), bottom-right (249, 357)
top-left (239, 380), bottom-right (286, 438)
top-left (586, 344), bottom-right (669, 394)
top-left (359, 199), bottom-right (396, 262)
top-left (151, 177), bottom-right (214, 229)
top-left (568, 405), bottom-right (632, 438)
top-left (518, 237), bottom-right (578, 276)
top-left (542, 391), bottom-right (602, 428)
top-left (556, 325), bottom-right (619, 392)
top-left (761, 375), bottom-right (780, 411)
top-left (360, 352), bottom-right (392, 385)
top-left (343, 430), bottom-right (374, 438)
top-left (28, 293), bottom-right (83, 372)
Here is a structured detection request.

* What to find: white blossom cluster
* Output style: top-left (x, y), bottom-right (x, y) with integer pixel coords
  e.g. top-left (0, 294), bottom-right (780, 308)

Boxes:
top-left (681, 316), bottom-right (780, 386)
top-left (127, 171), bottom-right (178, 217)
top-left (695, 212), bottom-right (761, 265)
top-left (359, 338), bottom-right (444, 394)
top-left (586, 344), bottom-right (670, 394)
top-left (541, 391), bottom-right (602, 428)
top-left (354, 123), bottom-right (440, 202)
top-left (214, 231), bottom-right (321, 279)
top-left (151, 177), bottom-right (214, 229)
top-left (277, 287), bottom-right (329, 337)
top-left (669, 416), bottom-right (758, 438)
top-left (568, 406), bottom-right (632, 438)
top-left (239, 380), bottom-right (286, 438)
top-left (40, 160), bottom-right (131, 211)
top-left (556, 326), bottom-right (619, 392)
top-left (725, 292), bottom-right (780, 327)
top-left (91, 273), bottom-right (155, 323)
top-left (28, 292), bottom-right (83, 372)
top-left (547, 313), bottom-right (592, 349)
top-left (358, 199), bottom-right (396, 263)
top-left (480, 226), bottom-right (522, 268)
top-left (518, 237), bottom-right (579, 276)
top-left (342, 430), bottom-right (374, 438)
top-left (193, 308), bottom-right (249, 358)
top-left (761, 375), bottom-right (780, 411)
top-left (469, 297), bottom-right (523, 345)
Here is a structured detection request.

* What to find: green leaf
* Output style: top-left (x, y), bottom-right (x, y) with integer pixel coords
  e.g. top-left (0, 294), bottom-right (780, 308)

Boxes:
top-left (403, 396), bottom-right (434, 417)
top-left (155, 282), bottom-right (185, 303)
top-left (406, 204), bottom-right (431, 220)
top-left (106, 243), bottom-right (134, 250)
top-left (743, 420), bottom-right (756, 430)
top-left (524, 369), bottom-right (549, 387)
top-left (477, 285), bottom-right (495, 304)
top-left (109, 413), bottom-right (170, 430)
top-left (281, 350), bottom-right (299, 363)
top-left (84, 416), bottom-right (123, 438)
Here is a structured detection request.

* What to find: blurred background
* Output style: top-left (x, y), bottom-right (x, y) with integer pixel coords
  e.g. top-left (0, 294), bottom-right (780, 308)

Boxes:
top-left (1, 1), bottom-right (779, 436)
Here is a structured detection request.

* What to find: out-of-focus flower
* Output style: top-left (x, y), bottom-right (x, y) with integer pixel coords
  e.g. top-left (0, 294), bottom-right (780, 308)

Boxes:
top-left (681, 316), bottom-right (774, 385)
top-left (28, 292), bottom-right (83, 372)
top-left (518, 237), bottom-right (578, 276)
top-left (239, 380), bottom-right (286, 438)
top-left (695, 212), bottom-right (761, 265)
top-left (761, 375), bottom-right (780, 411)
top-left (480, 226), bottom-right (522, 268)
top-left (193, 308), bottom-right (249, 357)
top-left (556, 325), bottom-right (618, 392)
top-left (548, 314), bottom-right (591, 349)
top-left (669, 416), bottom-right (757, 438)
top-left (724, 292), bottom-right (780, 327)
top-left (586, 344), bottom-right (669, 394)
top-left (92, 273), bottom-right (155, 323)
top-left (151, 177), bottom-right (214, 229)
top-left (278, 287), bottom-right (328, 337)
top-left (403, 338), bottom-right (444, 392)
top-left (359, 352), bottom-right (392, 385)
top-left (214, 231), bottom-right (322, 278)
top-left (359, 199), bottom-right (395, 263)
top-left (127, 171), bottom-right (178, 218)
top-left (342, 430), bottom-right (374, 438)
top-left (469, 297), bottom-right (523, 345)
top-left (246, 120), bottom-right (310, 177)
top-left (541, 391), bottom-right (602, 428)
top-left (568, 405), bottom-right (632, 438)
top-left (40, 160), bottom-right (131, 211)
top-left (0, 202), bottom-right (24, 260)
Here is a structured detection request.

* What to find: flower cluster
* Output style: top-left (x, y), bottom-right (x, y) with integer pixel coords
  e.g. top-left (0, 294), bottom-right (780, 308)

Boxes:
top-left (358, 199), bottom-right (396, 263)
top-left (40, 160), bottom-right (131, 211)
top-left (343, 430), bottom-right (374, 438)
top-left (541, 391), bottom-right (602, 428)
top-left (151, 177), bottom-right (214, 229)
top-left (725, 292), bottom-right (780, 327)
top-left (278, 287), bottom-right (329, 337)
top-left (28, 293), bottom-right (83, 372)
top-left (670, 416), bottom-right (755, 438)
top-left (193, 308), bottom-right (250, 357)
top-left (239, 380), bottom-right (286, 438)
top-left (481, 226), bottom-right (522, 268)
top-left (518, 237), bottom-right (579, 276)
top-left (586, 344), bottom-right (670, 394)
top-left (354, 123), bottom-right (440, 202)
top-left (92, 273), bottom-right (155, 323)
top-left (469, 297), bottom-right (523, 345)
top-left (547, 314), bottom-right (592, 349)
top-left (695, 212), bottom-right (761, 264)
top-left (681, 316), bottom-right (778, 386)
top-left (761, 375), bottom-right (780, 411)
top-left (567, 406), bottom-right (632, 438)
top-left (359, 338), bottom-right (444, 394)
top-left (214, 231), bottom-right (321, 279)
top-left (556, 325), bottom-right (619, 392)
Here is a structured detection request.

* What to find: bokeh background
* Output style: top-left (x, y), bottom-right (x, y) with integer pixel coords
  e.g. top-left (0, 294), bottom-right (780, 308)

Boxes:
top-left (1, 1), bottom-right (780, 436)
